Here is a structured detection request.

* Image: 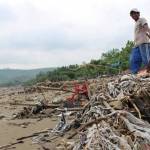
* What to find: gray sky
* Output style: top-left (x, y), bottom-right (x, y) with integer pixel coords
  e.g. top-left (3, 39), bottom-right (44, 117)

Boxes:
top-left (0, 0), bottom-right (150, 69)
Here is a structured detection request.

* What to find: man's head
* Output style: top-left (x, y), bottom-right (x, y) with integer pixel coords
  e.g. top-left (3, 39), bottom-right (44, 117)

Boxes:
top-left (130, 8), bottom-right (140, 21)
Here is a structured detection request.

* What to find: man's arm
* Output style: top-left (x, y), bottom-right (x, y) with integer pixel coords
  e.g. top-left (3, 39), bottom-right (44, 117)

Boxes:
top-left (142, 23), bottom-right (150, 38)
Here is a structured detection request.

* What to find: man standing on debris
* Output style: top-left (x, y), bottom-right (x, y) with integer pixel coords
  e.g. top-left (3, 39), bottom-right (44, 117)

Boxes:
top-left (130, 8), bottom-right (150, 74)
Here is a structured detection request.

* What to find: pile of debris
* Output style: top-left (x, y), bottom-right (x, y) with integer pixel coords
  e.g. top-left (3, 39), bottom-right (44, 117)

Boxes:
top-left (3, 74), bottom-right (150, 150)
top-left (12, 99), bottom-right (50, 119)
top-left (71, 74), bottom-right (150, 150)
top-left (37, 74), bottom-right (150, 150)
top-left (12, 80), bottom-right (90, 119)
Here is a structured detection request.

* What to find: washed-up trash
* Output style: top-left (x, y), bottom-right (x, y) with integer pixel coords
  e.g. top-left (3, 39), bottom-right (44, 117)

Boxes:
top-left (107, 75), bottom-right (136, 98)
top-left (50, 112), bottom-right (71, 136)
top-left (31, 99), bottom-right (47, 114)
top-left (32, 135), bottom-right (46, 144)
top-left (69, 74), bottom-right (150, 149)
top-left (12, 99), bottom-right (48, 119)
top-left (9, 74), bottom-right (150, 149)
top-left (52, 96), bottom-right (64, 104)
top-left (79, 131), bottom-right (87, 148)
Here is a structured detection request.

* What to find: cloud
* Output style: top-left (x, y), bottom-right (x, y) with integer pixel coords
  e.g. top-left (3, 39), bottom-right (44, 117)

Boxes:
top-left (0, 48), bottom-right (101, 69)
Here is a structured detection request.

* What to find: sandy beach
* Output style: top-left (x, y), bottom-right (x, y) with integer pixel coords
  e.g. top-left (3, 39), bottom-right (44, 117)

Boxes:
top-left (0, 87), bottom-right (61, 150)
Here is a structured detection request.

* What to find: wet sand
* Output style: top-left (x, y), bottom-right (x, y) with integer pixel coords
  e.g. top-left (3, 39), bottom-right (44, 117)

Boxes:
top-left (0, 87), bottom-right (61, 150)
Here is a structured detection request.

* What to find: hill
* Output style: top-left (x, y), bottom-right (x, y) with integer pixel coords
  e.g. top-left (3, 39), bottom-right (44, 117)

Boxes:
top-left (0, 68), bottom-right (55, 86)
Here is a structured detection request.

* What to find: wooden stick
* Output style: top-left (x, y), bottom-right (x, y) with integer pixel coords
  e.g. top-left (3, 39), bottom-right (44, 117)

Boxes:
top-left (128, 99), bottom-right (142, 119)
top-left (37, 86), bottom-right (75, 93)
top-left (56, 108), bottom-right (83, 112)
top-left (0, 141), bottom-right (24, 149)
top-left (103, 101), bottom-right (150, 142)
top-left (9, 103), bottom-right (59, 108)
top-left (37, 88), bottom-right (47, 102)
top-left (67, 117), bottom-right (106, 139)
top-left (67, 111), bottom-right (117, 139)
top-left (17, 130), bottom-right (49, 141)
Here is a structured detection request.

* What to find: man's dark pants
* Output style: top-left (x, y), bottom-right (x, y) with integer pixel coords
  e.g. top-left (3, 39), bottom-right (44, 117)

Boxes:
top-left (130, 43), bottom-right (150, 74)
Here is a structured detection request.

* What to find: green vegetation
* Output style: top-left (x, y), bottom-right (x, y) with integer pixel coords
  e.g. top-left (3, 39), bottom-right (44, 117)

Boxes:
top-left (25, 41), bottom-right (134, 85)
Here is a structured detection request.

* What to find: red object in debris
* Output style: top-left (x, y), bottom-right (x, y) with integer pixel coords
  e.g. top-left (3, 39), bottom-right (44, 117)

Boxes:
top-left (66, 81), bottom-right (89, 102)
top-left (80, 82), bottom-right (88, 96)
top-left (63, 84), bottom-right (67, 90)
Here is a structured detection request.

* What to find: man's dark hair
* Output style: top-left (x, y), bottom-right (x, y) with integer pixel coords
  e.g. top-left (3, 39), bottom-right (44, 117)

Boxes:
top-left (130, 11), bottom-right (140, 15)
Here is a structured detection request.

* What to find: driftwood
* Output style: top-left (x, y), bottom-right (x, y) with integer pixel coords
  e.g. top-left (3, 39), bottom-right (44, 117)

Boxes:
top-left (9, 103), bottom-right (60, 109)
top-left (37, 86), bottom-right (75, 93)
top-left (128, 99), bottom-right (142, 119)
top-left (67, 117), bottom-right (106, 139)
top-left (103, 101), bottom-right (150, 145)
top-left (0, 129), bottom-right (54, 150)
top-left (56, 107), bottom-right (83, 112)
top-left (67, 111), bottom-right (117, 139)
top-left (0, 140), bottom-right (24, 149)
top-left (17, 130), bottom-right (50, 141)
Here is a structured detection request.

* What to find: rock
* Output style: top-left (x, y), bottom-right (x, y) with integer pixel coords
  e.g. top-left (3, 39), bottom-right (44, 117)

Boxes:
top-left (120, 74), bottom-right (134, 81)
top-left (0, 114), bottom-right (5, 120)
top-left (109, 100), bottom-right (123, 109)
top-left (52, 97), bottom-right (64, 104)
top-left (21, 124), bottom-right (27, 128)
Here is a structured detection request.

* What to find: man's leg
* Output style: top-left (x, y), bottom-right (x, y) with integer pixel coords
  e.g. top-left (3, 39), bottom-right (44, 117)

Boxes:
top-left (146, 43), bottom-right (150, 62)
top-left (130, 47), bottom-right (142, 74)
top-left (145, 43), bottom-right (150, 71)
top-left (139, 43), bottom-right (150, 66)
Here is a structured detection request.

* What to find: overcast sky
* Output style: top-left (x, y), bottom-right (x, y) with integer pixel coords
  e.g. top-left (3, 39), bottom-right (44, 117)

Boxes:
top-left (0, 0), bottom-right (149, 69)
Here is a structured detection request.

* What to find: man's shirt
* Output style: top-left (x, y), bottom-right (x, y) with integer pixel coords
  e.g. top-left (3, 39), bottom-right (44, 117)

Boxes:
top-left (134, 17), bottom-right (150, 46)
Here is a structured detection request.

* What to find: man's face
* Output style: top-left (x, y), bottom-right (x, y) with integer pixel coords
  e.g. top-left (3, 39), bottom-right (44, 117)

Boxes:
top-left (130, 12), bottom-right (140, 21)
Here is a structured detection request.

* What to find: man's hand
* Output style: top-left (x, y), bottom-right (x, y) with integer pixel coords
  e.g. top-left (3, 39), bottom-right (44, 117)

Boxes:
top-left (146, 32), bottom-right (150, 39)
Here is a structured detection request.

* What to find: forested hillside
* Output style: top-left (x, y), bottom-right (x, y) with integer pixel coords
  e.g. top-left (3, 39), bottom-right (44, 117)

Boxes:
top-left (26, 41), bottom-right (133, 85)
top-left (0, 68), bottom-right (55, 86)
